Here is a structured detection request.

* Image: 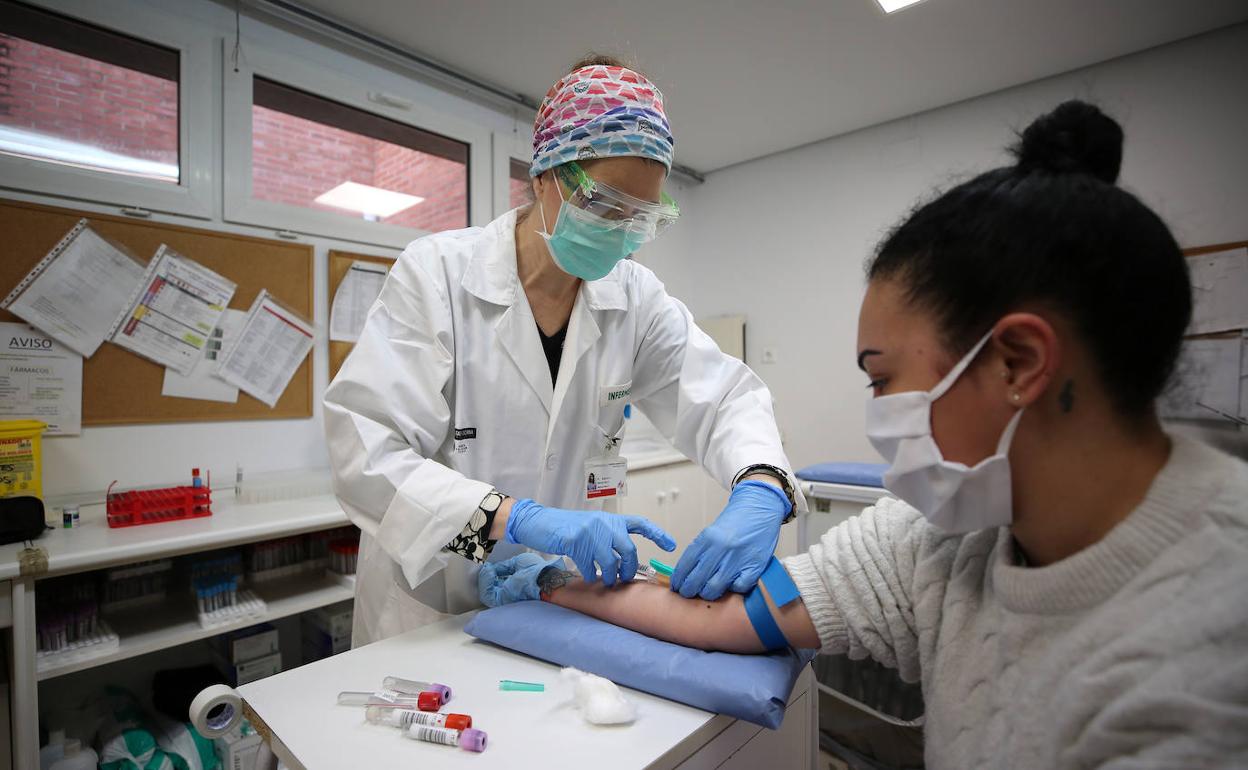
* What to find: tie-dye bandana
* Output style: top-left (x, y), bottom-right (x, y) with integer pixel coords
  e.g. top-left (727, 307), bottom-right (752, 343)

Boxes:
top-left (530, 65), bottom-right (675, 177)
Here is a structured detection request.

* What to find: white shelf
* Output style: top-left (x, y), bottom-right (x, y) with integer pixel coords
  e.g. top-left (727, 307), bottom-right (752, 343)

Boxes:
top-left (37, 572), bottom-right (354, 681)
top-left (0, 493), bottom-right (349, 581)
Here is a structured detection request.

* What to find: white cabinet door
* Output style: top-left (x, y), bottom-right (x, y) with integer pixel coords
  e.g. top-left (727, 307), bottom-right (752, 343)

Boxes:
top-left (619, 462), bottom-right (721, 567)
top-left (659, 463), bottom-right (714, 563)
top-left (619, 466), bottom-right (676, 568)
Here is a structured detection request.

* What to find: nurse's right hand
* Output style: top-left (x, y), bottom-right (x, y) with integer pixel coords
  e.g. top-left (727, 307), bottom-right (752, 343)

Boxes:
top-left (504, 499), bottom-right (676, 587)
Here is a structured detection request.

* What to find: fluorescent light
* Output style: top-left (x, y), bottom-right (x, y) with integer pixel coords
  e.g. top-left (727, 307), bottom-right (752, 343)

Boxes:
top-left (877, 0), bottom-right (927, 13)
top-left (314, 181), bottom-right (423, 218)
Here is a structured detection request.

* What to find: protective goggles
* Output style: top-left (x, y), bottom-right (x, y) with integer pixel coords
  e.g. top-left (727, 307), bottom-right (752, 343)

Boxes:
top-left (554, 161), bottom-right (680, 241)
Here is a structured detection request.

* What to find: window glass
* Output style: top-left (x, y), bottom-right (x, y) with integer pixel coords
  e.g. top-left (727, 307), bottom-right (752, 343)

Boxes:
top-left (252, 77), bottom-right (468, 232)
top-left (509, 157), bottom-right (531, 210)
top-left (0, 2), bottom-right (179, 182)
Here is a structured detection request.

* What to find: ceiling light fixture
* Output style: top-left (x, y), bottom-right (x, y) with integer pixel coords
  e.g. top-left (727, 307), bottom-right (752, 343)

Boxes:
top-left (314, 181), bottom-right (424, 219)
top-left (876, 0), bottom-right (927, 13)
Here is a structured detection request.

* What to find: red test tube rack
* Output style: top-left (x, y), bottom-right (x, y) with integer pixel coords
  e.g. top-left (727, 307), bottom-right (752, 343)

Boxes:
top-left (106, 479), bottom-right (213, 528)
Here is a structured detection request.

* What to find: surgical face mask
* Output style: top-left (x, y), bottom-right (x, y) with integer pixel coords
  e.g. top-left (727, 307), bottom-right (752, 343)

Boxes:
top-left (537, 191), bottom-right (647, 281)
top-left (864, 330), bottom-right (1024, 533)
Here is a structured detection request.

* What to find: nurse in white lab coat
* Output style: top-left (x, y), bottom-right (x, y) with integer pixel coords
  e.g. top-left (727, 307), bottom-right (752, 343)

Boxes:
top-left (325, 55), bottom-right (804, 645)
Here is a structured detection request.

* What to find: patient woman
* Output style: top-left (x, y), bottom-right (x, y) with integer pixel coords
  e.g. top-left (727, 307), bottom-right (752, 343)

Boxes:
top-left (480, 101), bottom-right (1248, 766)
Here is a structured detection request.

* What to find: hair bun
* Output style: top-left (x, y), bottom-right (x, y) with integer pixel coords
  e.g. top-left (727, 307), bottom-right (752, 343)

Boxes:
top-left (1014, 100), bottom-right (1123, 184)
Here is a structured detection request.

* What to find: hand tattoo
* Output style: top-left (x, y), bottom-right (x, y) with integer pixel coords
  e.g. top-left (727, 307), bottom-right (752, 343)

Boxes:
top-left (537, 567), bottom-right (576, 598)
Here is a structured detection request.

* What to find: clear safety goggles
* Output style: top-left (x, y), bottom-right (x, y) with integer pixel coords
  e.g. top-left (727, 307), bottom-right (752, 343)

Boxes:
top-left (554, 161), bottom-right (681, 241)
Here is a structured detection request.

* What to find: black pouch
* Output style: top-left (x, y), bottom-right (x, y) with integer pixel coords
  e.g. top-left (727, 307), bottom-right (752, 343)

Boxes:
top-left (0, 496), bottom-right (46, 545)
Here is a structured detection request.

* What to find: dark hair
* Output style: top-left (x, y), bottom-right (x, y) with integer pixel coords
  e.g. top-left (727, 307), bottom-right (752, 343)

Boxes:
top-left (867, 100), bottom-right (1190, 417)
top-left (568, 53), bottom-right (637, 73)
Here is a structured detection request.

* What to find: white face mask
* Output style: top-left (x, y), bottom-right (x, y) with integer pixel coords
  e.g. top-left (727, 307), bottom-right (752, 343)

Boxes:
top-left (864, 330), bottom-right (1024, 533)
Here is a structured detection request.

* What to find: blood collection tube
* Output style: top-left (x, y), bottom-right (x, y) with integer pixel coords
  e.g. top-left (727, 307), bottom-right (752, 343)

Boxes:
top-left (337, 690), bottom-right (441, 711)
top-left (364, 706), bottom-right (471, 731)
top-left (382, 675), bottom-right (452, 703)
top-left (405, 724), bottom-right (487, 753)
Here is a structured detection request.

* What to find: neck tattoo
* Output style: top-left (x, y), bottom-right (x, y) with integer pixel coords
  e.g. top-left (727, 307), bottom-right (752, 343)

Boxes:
top-left (1058, 379), bottom-right (1075, 414)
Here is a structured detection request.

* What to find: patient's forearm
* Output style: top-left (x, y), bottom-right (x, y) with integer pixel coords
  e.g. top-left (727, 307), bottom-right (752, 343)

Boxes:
top-left (542, 578), bottom-right (821, 653)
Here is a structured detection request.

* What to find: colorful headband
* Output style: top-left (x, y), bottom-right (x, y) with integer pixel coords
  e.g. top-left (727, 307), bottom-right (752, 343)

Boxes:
top-left (530, 65), bottom-right (675, 177)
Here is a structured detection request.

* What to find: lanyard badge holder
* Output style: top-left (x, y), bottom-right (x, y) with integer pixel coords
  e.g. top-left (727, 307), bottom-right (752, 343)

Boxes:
top-left (585, 425), bottom-right (627, 501)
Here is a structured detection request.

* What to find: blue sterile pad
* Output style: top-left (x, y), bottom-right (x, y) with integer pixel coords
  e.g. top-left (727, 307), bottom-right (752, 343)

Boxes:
top-left (795, 462), bottom-right (887, 488)
top-left (464, 602), bottom-right (815, 729)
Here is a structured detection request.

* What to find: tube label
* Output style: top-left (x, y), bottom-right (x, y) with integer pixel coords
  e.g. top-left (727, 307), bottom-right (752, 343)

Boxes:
top-left (409, 725), bottom-right (458, 747)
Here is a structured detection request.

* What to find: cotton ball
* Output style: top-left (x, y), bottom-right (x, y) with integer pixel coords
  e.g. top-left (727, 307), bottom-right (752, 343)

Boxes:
top-left (561, 667), bottom-right (636, 725)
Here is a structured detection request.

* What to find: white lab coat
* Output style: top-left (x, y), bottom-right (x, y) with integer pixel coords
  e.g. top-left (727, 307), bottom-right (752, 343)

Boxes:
top-left (324, 209), bottom-right (803, 645)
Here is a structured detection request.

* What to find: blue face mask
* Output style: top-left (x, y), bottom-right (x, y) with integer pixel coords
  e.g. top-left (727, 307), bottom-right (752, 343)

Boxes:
top-left (538, 194), bottom-right (648, 281)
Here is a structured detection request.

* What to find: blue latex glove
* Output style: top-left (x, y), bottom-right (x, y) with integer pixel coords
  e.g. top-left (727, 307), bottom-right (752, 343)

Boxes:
top-left (505, 499), bottom-right (676, 587)
top-left (671, 480), bottom-right (791, 600)
top-left (478, 553), bottom-right (565, 607)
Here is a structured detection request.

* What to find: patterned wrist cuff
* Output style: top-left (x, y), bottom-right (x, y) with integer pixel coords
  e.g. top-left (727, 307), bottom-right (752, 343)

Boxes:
top-left (734, 463), bottom-right (797, 523)
top-left (444, 503), bottom-right (498, 564)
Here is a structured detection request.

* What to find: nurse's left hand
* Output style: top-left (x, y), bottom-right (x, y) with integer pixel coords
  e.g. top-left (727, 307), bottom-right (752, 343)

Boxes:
top-left (505, 500), bottom-right (676, 587)
top-left (671, 480), bottom-right (791, 600)
top-left (478, 553), bottom-right (565, 607)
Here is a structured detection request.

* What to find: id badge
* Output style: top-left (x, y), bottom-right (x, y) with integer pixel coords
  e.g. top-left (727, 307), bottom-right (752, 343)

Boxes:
top-left (585, 455), bottom-right (628, 500)
top-left (585, 426), bottom-right (627, 500)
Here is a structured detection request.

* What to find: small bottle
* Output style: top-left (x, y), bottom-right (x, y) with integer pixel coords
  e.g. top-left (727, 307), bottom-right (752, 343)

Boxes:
top-left (382, 675), bottom-right (452, 703)
top-left (364, 705), bottom-right (471, 731)
top-left (49, 738), bottom-right (98, 770)
top-left (337, 689), bottom-right (441, 711)
top-left (192, 468), bottom-right (202, 488)
top-left (405, 724), bottom-right (487, 752)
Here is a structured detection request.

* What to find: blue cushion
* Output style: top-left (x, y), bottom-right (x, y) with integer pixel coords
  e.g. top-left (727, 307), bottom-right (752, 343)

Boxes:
top-left (464, 602), bottom-right (814, 729)
top-left (796, 461), bottom-right (887, 487)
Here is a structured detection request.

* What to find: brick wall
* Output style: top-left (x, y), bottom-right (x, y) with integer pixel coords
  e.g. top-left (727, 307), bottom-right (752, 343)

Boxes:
top-left (251, 106), bottom-right (467, 232)
top-left (0, 34), bottom-right (468, 233)
top-left (0, 34), bottom-right (177, 168)
top-left (509, 175), bottom-right (531, 210)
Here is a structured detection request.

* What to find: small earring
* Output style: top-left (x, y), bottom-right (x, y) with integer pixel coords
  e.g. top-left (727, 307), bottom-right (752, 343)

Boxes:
top-left (1011, 392), bottom-right (1021, 402)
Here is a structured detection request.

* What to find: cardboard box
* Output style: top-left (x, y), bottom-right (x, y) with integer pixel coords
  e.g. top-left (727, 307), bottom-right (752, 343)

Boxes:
top-left (215, 649), bottom-right (281, 686)
top-left (305, 605), bottom-right (352, 640)
top-left (214, 721), bottom-right (263, 770)
top-left (216, 624), bottom-right (279, 664)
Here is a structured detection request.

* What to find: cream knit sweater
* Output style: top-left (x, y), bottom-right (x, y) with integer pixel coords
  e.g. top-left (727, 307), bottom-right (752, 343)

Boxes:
top-left (784, 434), bottom-right (1248, 768)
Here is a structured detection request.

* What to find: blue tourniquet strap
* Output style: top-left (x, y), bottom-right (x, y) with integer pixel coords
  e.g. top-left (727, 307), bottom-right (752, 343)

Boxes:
top-left (744, 583), bottom-right (788, 650)
top-left (760, 556), bottom-right (799, 607)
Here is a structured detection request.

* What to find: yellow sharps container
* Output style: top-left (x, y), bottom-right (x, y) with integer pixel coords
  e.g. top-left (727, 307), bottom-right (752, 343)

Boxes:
top-left (0, 420), bottom-right (48, 499)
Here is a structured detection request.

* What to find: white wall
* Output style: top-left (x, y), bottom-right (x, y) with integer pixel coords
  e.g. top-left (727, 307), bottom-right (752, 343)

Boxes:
top-left (645, 23), bottom-right (1248, 472)
top-left (19, 0), bottom-right (530, 498)
top-left (22, 6), bottom-right (1246, 496)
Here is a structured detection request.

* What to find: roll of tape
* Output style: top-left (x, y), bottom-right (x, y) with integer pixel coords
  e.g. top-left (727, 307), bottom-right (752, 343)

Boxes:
top-left (190, 684), bottom-right (243, 738)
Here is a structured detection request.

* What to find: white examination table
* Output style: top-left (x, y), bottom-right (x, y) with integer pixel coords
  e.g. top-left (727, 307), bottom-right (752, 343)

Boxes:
top-left (229, 611), bottom-right (818, 769)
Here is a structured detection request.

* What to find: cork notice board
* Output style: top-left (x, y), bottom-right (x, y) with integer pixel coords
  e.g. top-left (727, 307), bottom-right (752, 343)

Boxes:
top-left (327, 250), bottom-right (395, 382)
top-left (0, 199), bottom-right (314, 425)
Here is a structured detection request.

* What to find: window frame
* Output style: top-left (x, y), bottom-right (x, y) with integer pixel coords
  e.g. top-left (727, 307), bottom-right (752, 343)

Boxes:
top-left (491, 127), bottom-right (533, 219)
top-left (0, 0), bottom-right (214, 218)
top-left (224, 41), bottom-right (491, 248)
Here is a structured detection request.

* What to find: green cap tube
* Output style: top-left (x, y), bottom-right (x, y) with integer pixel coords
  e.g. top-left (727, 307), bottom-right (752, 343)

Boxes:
top-left (649, 558), bottom-right (674, 577)
top-left (499, 679), bottom-right (545, 692)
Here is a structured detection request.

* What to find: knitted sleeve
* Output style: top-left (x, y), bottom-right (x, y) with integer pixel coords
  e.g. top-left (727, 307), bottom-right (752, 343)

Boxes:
top-left (782, 497), bottom-right (932, 684)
